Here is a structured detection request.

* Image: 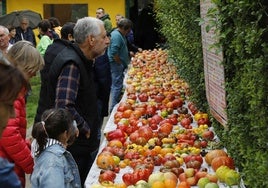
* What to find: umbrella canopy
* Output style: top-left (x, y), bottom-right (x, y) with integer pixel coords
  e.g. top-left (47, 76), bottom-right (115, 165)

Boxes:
top-left (0, 10), bottom-right (42, 29)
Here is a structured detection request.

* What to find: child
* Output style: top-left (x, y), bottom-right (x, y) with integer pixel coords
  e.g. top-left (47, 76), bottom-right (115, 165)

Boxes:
top-left (0, 41), bottom-right (44, 187)
top-left (7, 25), bottom-right (16, 44)
top-left (30, 108), bottom-right (81, 188)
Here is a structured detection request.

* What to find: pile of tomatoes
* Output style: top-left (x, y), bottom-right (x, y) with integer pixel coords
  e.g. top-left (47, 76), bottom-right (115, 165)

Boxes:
top-left (91, 49), bottom-right (239, 188)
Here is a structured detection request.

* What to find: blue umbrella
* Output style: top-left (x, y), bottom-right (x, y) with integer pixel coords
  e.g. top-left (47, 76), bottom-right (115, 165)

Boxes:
top-left (0, 9), bottom-right (42, 29)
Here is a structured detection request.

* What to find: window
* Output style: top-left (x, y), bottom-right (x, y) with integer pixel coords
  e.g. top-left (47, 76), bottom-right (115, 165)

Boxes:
top-left (43, 4), bottom-right (88, 25)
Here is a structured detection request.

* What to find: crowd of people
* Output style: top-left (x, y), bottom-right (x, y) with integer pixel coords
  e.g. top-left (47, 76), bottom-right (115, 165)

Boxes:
top-left (0, 5), bottom-right (162, 188)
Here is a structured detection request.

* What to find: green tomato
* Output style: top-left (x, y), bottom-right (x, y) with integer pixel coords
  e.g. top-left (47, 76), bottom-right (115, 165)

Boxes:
top-left (224, 169), bottom-right (240, 186)
top-left (215, 165), bottom-right (230, 182)
top-left (197, 177), bottom-right (210, 188)
top-left (204, 182), bottom-right (219, 188)
top-left (135, 180), bottom-right (150, 188)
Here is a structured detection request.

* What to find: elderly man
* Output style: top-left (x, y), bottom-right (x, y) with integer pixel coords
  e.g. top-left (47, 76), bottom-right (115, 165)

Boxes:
top-left (0, 26), bottom-right (13, 54)
top-left (33, 17), bottom-right (109, 186)
top-left (15, 17), bottom-right (36, 47)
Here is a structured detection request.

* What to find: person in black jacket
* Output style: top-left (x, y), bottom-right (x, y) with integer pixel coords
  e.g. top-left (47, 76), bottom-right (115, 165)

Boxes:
top-left (15, 17), bottom-right (36, 47)
top-left (34, 22), bottom-right (75, 123)
top-left (135, 3), bottom-right (161, 50)
top-left (34, 18), bottom-right (110, 186)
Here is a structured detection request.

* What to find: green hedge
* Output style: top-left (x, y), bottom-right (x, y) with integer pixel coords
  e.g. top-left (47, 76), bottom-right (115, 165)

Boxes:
top-left (154, 0), bottom-right (208, 112)
top-left (155, 0), bottom-right (268, 187)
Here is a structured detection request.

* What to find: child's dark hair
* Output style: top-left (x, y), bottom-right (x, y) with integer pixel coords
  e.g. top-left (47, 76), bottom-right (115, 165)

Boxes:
top-left (61, 22), bottom-right (75, 40)
top-left (38, 19), bottom-right (51, 33)
top-left (32, 108), bottom-right (73, 155)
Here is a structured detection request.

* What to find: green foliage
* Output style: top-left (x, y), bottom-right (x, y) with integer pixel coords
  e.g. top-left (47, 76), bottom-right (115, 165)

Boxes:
top-left (154, 0), bottom-right (208, 111)
top-left (26, 74), bottom-right (40, 127)
top-left (211, 1), bottom-right (268, 187)
top-left (155, 0), bottom-right (268, 187)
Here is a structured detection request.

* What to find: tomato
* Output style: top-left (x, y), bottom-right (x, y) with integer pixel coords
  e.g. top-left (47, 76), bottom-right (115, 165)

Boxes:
top-left (158, 122), bottom-right (173, 135)
top-left (138, 126), bottom-right (153, 141)
top-left (122, 173), bottom-right (134, 186)
top-left (125, 125), bottom-right (138, 135)
top-left (146, 105), bottom-right (157, 116)
top-left (149, 123), bottom-right (158, 130)
top-left (117, 102), bottom-right (132, 112)
top-left (177, 106), bottom-right (188, 114)
top-left (186, 160), bottom-right (202, 169)
top-left (172, 98), bottom-right (184, 108)
top-left (180, 117), bottom-right (191, 127)
top-left (200, 140), bottom-right (208, 148)
top-left (159, 118), bottom-right (173, 125)
top-left (168, 116), bottom-right (178, 125)
top-left (138, 92), bottom-right (149, 102)
top-left (135, 107), bottom-right (146, 116)
top-left (162, 153), bottom-right (176, 164)
top-left (197, 117), bottom-right (210, 126)
top-left (153, 93), bottom-right (165, 103)
top-left (129, 130), bottom-right (140, 143)
top-left (153, 155), bottom-right (163, 166)
top-left (122, 109), bottom-right (133, 118)
top-left (151, 114), bottom-right (163, 124)
top-left (124, 150), bottom-right (140, 160)
top-left (105, 129), bottom-right (126, 141)
top-left (127, 93), bottom-right (137, 100)
top-left (114, 112), bottom-right (123, 120)
top-left (163, 160), bottom-right (181, 168)
top-left (98, 170), bottom-right (116, 183)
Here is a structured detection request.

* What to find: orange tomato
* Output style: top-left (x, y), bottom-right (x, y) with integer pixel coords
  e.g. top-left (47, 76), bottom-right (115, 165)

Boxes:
top-left (107, 140), bottom-right (123, 148)
top-left (153, 146), bottom-right (162, 154)
top-left (143, 149), bottom-right (158, 157)
top-left (96, 153), bottom-right (115, 169)
top-left (151, 180), bottom-right (166, 188)
top-left (122, 109), bottom-right (133, 118)
top-left (177, 181), bottom-right (191, 188)
top-left (160, 147), bottom-right (174, 156)
top-left (164, 178), bottom-right (177, 188)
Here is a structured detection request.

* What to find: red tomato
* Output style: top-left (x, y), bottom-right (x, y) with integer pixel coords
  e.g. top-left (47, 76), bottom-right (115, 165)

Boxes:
top-left (158, 122), bottom-right (173, 135)
top-left (127, 93), bottom-right (137, 100)
top-left (146, 105), bottom-right (157, 116)
top-left (138, 93), bottom-right (149, 102)
top-left (117, 102), bottom-right (132, 112)
top-left (98, 170), bottom-right (116, 183)
top-left (153, 93), bottom-right (165, 103)
top-left (129, 130), bottom-right (140, 143)
top-left (180, 117), bottom-right (191, 127)
top-left (138, 126), bottom-right (153, 141)
top-left (172, 98), bottom-right (184, 108)
top-left (151, 114), bottom-right (163, 124)
top-left (122, 173), bottom-right (134, 186)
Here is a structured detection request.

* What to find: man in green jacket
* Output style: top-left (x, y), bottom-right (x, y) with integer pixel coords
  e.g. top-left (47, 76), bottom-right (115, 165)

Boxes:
top-left (96, 7), bottom-right (113, 33)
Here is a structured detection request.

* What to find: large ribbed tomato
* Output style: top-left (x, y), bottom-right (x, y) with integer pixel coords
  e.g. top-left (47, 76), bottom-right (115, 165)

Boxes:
top-left (138, 126), bottom-right (153, 141)
top-left (211, 156), bottom-right (235, 171)
top-left (205, 149), bottom-right (228, 165)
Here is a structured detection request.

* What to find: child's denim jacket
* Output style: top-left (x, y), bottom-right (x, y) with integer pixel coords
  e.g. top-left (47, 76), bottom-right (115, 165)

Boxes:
top-left (31, 143), bottom-right (81, 188)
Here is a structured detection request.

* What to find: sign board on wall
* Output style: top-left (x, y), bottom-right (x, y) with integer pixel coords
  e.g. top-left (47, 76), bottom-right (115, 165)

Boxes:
top-left (200, 0), bottom-right (227, 125)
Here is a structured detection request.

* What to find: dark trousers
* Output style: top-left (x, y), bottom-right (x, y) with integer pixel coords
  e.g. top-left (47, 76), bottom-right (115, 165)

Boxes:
top-left (68, 146), bottom-right (99, 187)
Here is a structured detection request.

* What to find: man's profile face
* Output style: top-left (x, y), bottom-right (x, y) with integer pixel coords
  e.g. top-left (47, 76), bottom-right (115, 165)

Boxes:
top-left (91, 24), bottom-right (110, 58)
top-left (0, 29), bottom-right (10, 49)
